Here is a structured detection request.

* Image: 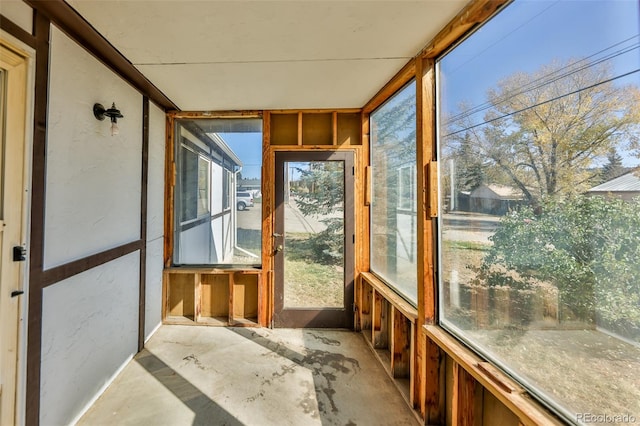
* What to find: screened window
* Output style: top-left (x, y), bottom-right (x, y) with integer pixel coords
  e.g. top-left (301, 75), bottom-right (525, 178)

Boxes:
top-left (370, 81), bottom-right (418, 304)
top-left (174, 118), bottom-right (262, 266)
top-left (437, 0), bottom-right (640, 423)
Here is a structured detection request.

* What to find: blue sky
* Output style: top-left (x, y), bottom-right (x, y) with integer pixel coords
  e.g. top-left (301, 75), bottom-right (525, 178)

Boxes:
top-left (439, 0), bottom-right (640, 166)
top-left (221, 132), bottom-right (262, 179)
top-left (439, 0), bottom-right (640, 111)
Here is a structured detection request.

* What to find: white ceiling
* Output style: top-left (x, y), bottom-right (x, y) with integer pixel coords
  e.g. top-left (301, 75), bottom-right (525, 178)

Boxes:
top-left (67, 0), bottom-right (468, 111)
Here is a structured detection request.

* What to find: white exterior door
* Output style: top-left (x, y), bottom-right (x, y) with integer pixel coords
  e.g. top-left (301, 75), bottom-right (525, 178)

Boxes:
top-left (0, 39), bottom-right (30, 426)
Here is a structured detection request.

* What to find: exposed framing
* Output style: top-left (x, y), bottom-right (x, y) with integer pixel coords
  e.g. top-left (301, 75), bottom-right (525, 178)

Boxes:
top-left (9, 0), bottom-right (563, 423)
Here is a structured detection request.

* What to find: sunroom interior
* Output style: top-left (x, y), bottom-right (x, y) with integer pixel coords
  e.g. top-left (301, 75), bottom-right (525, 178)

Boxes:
top-left (1, 0), bottom-right (639, 425)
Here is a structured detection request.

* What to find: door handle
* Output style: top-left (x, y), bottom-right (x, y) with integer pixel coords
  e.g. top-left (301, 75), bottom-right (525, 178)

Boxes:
top-left (272, 233), bottom-right (282, 238)
top-left (275, 244), bottom-right (283, 253)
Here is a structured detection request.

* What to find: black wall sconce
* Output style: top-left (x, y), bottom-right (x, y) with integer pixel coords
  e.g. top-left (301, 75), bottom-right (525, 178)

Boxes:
top-left (93, 102), bottom-right (124, 136)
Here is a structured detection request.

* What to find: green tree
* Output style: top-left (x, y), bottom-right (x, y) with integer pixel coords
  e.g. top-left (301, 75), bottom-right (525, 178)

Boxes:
top-left (291, 162), bottom-right (344, 264)
top-left (600, 148), bottom-right (626, 183)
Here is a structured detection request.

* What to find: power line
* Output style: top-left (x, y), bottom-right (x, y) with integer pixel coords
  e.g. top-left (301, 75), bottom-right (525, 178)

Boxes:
top-left (446, 0), bottom-right (561, 76)
top-left (445, 36), bottom-right (640, 125)
top-left (443, 68), bottom-right (640, 138)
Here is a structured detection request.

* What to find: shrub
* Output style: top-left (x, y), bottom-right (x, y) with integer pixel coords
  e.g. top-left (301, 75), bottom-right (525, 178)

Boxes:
top-left (482, 195), bottom-right (640, 336)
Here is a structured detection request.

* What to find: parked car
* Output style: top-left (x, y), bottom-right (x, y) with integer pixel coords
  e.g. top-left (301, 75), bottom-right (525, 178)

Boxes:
top-left (236, 191), bottom-right (254, 211)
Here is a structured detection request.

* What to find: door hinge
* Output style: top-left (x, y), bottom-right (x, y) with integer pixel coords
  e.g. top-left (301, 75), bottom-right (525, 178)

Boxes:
top-left (13, 246), bottom-right (27, 262)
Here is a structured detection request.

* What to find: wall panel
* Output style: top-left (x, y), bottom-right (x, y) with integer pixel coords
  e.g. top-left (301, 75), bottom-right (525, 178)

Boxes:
top-left (145, 101), bottom-right (166, 340)
top-left (40, 252), bottom-right (139, 425)
top-left (44, 27), bottom-right (142, 268)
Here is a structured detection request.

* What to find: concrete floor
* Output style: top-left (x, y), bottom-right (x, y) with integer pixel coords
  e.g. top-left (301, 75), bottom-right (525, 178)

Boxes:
top-left (78, 326), bottom-right (419, 426)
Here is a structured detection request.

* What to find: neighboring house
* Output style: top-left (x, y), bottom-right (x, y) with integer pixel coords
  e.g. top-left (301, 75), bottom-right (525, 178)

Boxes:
top-left (587, 171), bottom-right (640, 201)
top-left (175, 123), bottom-right (243, 264)
top-left (238, 178), bottom-right (262, 196)
top-left (470, 184), bottom-right (525, 215)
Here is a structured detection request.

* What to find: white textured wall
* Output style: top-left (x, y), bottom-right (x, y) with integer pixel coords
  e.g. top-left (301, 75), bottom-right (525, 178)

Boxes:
top-left (44, 27), bottom-right (142, 269)
top-left (145, 102), bottom-right (166, 340)
top-left (40, 27), bottom-right (145, 425)
top-left (40, 252), bottom-right (140, 426)
top-left (0, 1), bottom-right (33, 34)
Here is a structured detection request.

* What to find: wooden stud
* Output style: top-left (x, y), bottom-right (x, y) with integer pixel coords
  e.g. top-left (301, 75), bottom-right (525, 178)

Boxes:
top-left (332, 111), bottom-right (338, 145)
top-left (228, 272), bottom-right (235, 325)
top-left (363, 59), bottom-right (416, 114)
top-left (418, 0), bottom-right (510, 59)
top-left (164, 114), bottom-right (175, 266)
top-left (391, 307), bottom-right (411, 378)
top-left (194, 273), bottom-right (201, 322)
top-left (452, 361), bottom-right (478, 426)
top-left (297, 111), bottom-right (303, 146)
top-left (261, 111), bottom-right (274, 326)
top-left (373, 290), bottom-right (389, 349)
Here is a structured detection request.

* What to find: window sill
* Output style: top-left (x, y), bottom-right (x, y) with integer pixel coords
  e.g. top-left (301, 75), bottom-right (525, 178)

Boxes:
top-left (423, 325), bottom-right (563, 425)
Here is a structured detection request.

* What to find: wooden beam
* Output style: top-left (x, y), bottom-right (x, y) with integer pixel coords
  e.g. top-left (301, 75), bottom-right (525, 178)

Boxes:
top-left (164, 114), bottom-right (175, 266)
top-left (41, 240), bottom-right (143, 287)
top-left (416, 55), bottom-right (440, 421)
top-left (168, 111), bottom-right (262, 119)
top-left (0, 13), bottom-right (37, 48)
top-left (138, 96), bottom-right (150, 351)
top-left (26, 12), bottom-right (50, 425)
top-left (362, 59), bottom-right (416, 114)
top-left (261, 111), bottom-right (273, 326)
top-left (418, 0), bottom-right (511, 59)
top-left (268, 108), bottom-right (361, 114)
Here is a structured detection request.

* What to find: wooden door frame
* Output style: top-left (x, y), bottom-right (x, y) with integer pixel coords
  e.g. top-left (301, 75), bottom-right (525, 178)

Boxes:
top-left (273, 150), bottom-right (355, 328)
top-left (0, 37), bottom-right (32, 426)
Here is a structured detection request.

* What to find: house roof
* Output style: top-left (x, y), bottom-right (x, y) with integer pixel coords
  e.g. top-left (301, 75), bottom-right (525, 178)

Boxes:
top-left (588, 171), bottom-right (640, 193)
top-left (65, 0), bottom-right (468, 111)
top-left (470, 184), bottom-right (524, 200)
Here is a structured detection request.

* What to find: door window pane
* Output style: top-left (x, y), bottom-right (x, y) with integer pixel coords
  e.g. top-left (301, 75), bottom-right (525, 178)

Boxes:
top-left (438, 0), bottom-right (640, 422)
top-left (283, 161), bottom-right (344, 308)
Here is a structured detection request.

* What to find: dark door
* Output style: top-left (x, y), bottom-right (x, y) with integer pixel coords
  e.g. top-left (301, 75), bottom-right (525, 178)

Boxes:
top-left (273, 151), bottom-right (354, 328)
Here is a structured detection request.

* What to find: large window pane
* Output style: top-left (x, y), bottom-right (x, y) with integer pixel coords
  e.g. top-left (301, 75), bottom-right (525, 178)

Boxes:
top-left (438, 1), bottom-right (640, 423)
top-left (174, 118), bottom-right (262, 266)
top-left (370, 81), bottom-right (417, 304)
